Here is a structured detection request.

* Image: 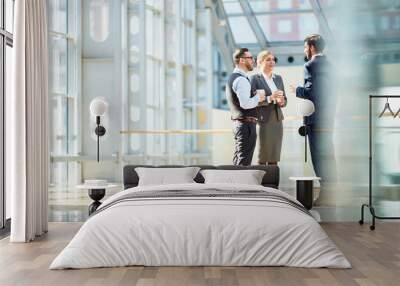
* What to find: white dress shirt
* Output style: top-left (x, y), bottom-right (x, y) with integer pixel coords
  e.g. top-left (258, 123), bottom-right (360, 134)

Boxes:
top-left (262, 73), bottom-right (277, 104)
top-left (231, 67), bottom-right (259, 110)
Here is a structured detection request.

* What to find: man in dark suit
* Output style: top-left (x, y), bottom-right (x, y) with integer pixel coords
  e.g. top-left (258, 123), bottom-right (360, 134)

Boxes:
top-left (291, 34), bottom-right (337, 201)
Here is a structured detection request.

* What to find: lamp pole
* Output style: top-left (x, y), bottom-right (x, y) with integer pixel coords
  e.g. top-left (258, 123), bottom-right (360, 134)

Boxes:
top-left (94, 115), bottom-right (106, 162)
top-left (304, 117), bottom-right (307, 162)
top-left (96, 116), bottom-right (100, 162)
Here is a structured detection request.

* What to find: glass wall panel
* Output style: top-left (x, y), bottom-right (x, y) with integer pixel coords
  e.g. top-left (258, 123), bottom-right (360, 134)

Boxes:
top-left (4, 41), bottom-right (13, 222)
top-left (182, 0), bottom-right (195, 20)
top-left (49, 36), bottom-right (68, 95)
top-left (130, 104), bottom-right (141, 122)
top-left (146, 107), bottom-right (154, 143)
top-left (51, 162), bottom-right (68, 187)
top-left (2, 0), bottom-right (14, 229)
top-left (146, 0), bottom-right (162, 9)
top-left (256, 13), bottom-right (319, 42)
top-left (89, 0), bottom-right (110, 42)
top-left (166, 21), bottom-right (177, 62)
top-left (48, 0), bottom-right (80, 191)
top-left (227, 16), bottom-right (258, 43)
top-left (145, 9), bottom-right (161, 58)
top-left (183, 25), bottom-right (193, 65)
top-left (50, 96), bottom-right (69, 156)
top-left (249, 0), bottom-right (312, 12)
top-left (49, 0), bottom-right (67, 34)
top-left (130, 133), bottom-right (141, 152)
top-left (222, 0), bottom-right (242, 14)
top-left (197, 34), bottom-right (207, 70)
top-left (46, 0), bottom-right (213, 220)
top-left (183, 68), bottom-right (193, 104)
top-left (5, 45), bottom-right (12, 118)
top-left (145, 9), bottom-right (154, 55)
top-left (129, 13), bottom-right (140, 35)
top-left (127, 1), bottom-right (143, 154)
top-left (146, 59), bottom-right (160, 107)
top-left (165, 0), bottom-right (176, 17)
top-left (153, 13), bottom-right (161, 60)
top-left (166, 66), bottom-right (177, 131)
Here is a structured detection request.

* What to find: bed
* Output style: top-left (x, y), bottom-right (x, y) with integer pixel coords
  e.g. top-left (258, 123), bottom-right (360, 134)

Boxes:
top-left (50, 165), bottom-right (350, 269)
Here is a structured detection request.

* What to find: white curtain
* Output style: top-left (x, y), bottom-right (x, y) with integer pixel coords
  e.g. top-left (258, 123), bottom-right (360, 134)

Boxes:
top-left (9, 0), bottom-right (49, 242)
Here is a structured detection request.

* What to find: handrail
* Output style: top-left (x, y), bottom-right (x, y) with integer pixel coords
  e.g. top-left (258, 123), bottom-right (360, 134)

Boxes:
top-left (120, 129), bottom-right (232, 135)
top-left (119, 127), bottom-right (338, 135)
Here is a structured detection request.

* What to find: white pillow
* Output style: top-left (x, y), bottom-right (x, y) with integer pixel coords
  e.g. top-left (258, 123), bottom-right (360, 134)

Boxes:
top-left (135, 167), bottom-right (200, 186)
top-left (200, 169), bottom-right (265, 185)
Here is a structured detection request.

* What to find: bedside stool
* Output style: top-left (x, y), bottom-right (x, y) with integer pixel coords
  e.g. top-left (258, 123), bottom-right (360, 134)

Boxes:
top-left (289, 177), bottom-right (321, 210)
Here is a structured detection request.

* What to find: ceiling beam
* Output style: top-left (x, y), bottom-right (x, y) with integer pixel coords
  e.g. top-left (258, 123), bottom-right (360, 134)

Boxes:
top-left (238, 0), bottom-right (268, 49)
top-left (226, 8), bottom-right (314, 17)
top-left (308, 0), bottom-right (333, 39)
top-left (204, 0), bottom-right (237, 69)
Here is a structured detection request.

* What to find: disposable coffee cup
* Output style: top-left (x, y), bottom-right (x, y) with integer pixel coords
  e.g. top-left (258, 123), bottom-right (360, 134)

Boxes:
top-left (276, 90), bottom-right (284, 104)
top-left (256, 89), bottom-right (265, 97)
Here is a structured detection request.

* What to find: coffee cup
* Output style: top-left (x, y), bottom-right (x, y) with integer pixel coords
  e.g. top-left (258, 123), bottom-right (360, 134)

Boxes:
top-left (256, 89), bottom-right (266, 97)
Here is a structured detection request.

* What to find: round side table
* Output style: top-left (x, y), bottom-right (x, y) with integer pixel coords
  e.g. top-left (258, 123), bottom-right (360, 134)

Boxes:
top-left (289, 177), bottom-right (321, 210)
top-left (76, 184), bottom-right (120, 215)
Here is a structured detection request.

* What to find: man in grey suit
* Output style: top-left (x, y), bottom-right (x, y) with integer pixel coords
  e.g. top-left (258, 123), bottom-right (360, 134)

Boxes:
top-left (226, 48), bottom-right (266, 166)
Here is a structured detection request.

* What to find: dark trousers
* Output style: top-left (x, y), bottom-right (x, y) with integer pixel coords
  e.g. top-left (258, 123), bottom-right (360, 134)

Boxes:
top-left (232, 121), bottom-right (257, 166)
top-left (308, 125), bottom-right (337, 183)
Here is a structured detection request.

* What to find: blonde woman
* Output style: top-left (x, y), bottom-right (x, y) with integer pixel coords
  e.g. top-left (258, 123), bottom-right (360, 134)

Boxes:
top-left (250, 51), bottom-right (287, 165)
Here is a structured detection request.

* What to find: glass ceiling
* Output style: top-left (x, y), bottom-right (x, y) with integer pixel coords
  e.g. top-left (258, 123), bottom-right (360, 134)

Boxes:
top-left (222, 0), bottom-right (321, 44)
top-left (228, 16), bottom-right (258, 44)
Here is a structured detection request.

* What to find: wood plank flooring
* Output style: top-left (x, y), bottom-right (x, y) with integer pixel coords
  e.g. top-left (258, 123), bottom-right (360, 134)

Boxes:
top-left (0, 222), bottom-right (399, 286)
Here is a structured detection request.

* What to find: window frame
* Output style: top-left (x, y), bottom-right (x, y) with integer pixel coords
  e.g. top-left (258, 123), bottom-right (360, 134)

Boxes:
top-left (48, 0), bottom-right (80, 187)
top-left (0, 0), bottom-right (14, 233)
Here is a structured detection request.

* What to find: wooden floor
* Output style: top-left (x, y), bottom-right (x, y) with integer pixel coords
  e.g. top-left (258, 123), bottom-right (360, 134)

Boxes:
top-left (0, 222), bottom-right (399, 286)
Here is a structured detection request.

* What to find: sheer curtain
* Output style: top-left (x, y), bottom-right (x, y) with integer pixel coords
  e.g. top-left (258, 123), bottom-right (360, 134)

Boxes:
top-left (9, 0), bottom-right (49, 242)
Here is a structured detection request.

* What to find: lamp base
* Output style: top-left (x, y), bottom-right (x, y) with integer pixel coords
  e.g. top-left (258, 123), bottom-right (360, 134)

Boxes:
top-left (88, 188), bottom-right (106, 215)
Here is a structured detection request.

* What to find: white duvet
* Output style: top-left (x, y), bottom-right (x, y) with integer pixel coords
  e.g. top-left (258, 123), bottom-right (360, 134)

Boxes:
top-left (50, 183), bottom-right (351, 269)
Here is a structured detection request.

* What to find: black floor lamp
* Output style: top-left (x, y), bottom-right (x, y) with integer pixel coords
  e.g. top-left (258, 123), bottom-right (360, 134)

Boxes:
top-left (90, 98), bottom-right (108, 162)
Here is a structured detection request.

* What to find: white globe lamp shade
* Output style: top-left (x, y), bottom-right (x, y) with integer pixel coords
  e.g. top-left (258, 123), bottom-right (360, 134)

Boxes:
top-left (298, 99), bottom-right (315, 117)
top-left (90, 98), bottom-right (108, 116)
